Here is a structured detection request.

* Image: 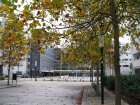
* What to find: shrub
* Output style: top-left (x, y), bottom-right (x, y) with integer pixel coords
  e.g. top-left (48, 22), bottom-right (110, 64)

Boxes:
top-left (60, 71), bottom-right (69, 76)
top-left (104, 75), bottom-right (140, 102)
top-left (104, 75), bottom-right (140, 93)
top-left (121, 75), bottom-right (140, 95)
top-left (104, 76), bottom-right (115, 91)
top-left (0, 76), bottom-right (5, 80)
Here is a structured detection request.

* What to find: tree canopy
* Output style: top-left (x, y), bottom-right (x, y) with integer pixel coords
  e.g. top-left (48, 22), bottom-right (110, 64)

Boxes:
top-left (0, 0), bottom-right (140, 104)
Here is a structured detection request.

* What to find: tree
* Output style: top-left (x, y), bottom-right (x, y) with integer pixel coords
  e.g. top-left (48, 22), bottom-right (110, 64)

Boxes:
top-left (0, 0), bottom-right (62, 85)
top-left (0, 1), bottom-right (27, 85)
top-left (19, 0), bottom-right (139, 104)
top-left (0, 0), bottom-right (140, 104)
top-left (59, 0), bottom-right (140, 105)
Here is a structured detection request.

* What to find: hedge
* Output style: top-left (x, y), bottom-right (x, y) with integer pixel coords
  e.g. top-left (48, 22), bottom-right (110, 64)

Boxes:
top-left (104, 75), bottom-right (140, 104)
top-left (0, 76), bottom-right (5, 80)
top-left (104, 76), bottom-right (115, 91)
top-left (104, 75), bottom-right (140, 94)
top-left (121, 75), bottom-right (140, 94)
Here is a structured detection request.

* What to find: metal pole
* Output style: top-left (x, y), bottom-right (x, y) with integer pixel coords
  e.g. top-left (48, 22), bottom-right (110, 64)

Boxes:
top-left (101, 47), bottom-right (104, 104)
top-left (35, 66), bottom-right (37, 81)
top-left (90, 69), bottom-right (91, 82)
top-left (35, 60), bottom-right (37, 81)
top-left (30, 46), bottom-right (32, 80)
top-left (92, 69), bottom-right (93, 82)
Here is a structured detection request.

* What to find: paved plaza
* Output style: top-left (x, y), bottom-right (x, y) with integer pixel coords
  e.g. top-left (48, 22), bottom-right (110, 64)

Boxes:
top-left (0, 78), bottom-right (129, 105)
top-left (0, 79), bottom-right (88, 105)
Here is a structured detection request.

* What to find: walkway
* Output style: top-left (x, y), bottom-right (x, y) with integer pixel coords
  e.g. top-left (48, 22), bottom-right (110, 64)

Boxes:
top-left (0, 79), bottom-right (129, 105)
top-left (0, 80), bottom-right (88, 105)
top-left (82, 85), bottom-right (129, 105)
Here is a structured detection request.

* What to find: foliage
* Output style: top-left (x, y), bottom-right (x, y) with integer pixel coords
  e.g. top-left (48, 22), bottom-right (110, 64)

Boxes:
top-left (104, 75), bottom-right (140, 95)
top-left (0, 76), bottom-right (5, 80)
top-left (0, 0), bottom-right (139, 68)
top-left (60, 71), bottom-right (69, 76)
top-left (121, 75), bottom-right (140, 94)
top-left (0, 1), bottom-right (139, 100)
top-left (104, 76), bottom-right (115, 91)
top-left (0, 12), bottom-right (27, 68)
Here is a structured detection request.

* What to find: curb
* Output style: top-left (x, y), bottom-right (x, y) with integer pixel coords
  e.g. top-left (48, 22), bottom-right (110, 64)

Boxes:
top-left (77, 87), bottom-right (84, 105)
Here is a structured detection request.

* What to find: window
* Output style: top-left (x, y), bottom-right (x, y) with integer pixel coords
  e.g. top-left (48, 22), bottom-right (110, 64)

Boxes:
top-left (28, 58), bottom-right (30, 62)
top-left (123, 59), bottom-right (128, 61)
top-left (123, 65), bottom-right (129, 67)
top-left (133, 52), bottom-right (140, 60)
top-left (28, 65), bottom-right (30, 68)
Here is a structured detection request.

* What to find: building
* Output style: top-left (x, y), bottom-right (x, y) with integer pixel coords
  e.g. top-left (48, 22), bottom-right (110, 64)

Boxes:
top-left (132, 49), bottom-right (140, 75)
top-left (131, 37), bottom-right (140, 75)
top-left (105, 37), bottom-right (133, 76)
top-left (131, 25), bottom-right (140, 75)
top-left (119, 44), bottom-right (133, 75)
top-left (40, 47), bottom-right (61, 76)
top-left (27, 47), bottom-right (61, 77)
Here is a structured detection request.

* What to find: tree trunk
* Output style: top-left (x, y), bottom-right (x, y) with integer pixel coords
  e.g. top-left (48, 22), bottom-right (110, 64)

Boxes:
top-left (90, 66), bottom-right (92, 82)
top-left (96, 62), bottom-right (100, 95)
top-left (109, 0), bottom-right (121, 105)
top-left (7, 45), bottom-right (11, 85)
top-left (7, 68), bottom-right (10, 85)
top-left (91, 65), bottom-right (93, 82)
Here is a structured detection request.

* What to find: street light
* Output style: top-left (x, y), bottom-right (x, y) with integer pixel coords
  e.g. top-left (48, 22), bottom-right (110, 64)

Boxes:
top-left (27, 61), bottom-right (30, 74)
top-left (99, 35), bottom-right (104, 104)
top-left (28, 42), bottom-right (33, 80)
top-left (35, 60), bottom-right (37, 81)
top-left (0, 61), bottom-right (3, 76)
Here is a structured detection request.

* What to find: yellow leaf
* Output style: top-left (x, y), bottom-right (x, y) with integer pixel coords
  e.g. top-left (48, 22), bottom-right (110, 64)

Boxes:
top-left (40, 0), bottom-right (50, 2)
top-left (0, 6), bottom-right (9, 11)
top-left (13, 51), bottom-right (17, 56)
top-left (5, 27), bottom-right (10, 33)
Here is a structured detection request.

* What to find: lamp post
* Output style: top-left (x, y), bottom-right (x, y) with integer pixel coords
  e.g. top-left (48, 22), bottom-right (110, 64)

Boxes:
top-left (29, 42), bottom-right (33, 80)
top-left (0, 61), bottom-right (3, 76)
top-left (27, 61), bottom-right (30, 75)
top-left (99, 35), bottom-right (104, 104)
top-left (35, 60), bottom-right (37, 81)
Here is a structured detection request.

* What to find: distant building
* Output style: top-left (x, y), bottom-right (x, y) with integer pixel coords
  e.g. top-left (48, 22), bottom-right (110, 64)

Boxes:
top-left (119, 44), bottom-right (133, 75)
top-left (27, 47), bottom-right (61, 77)
top-left (40, 48), bottom-right (61, 76)
top-left (131, 37), bottom-right (140, 75)
top-left (105, 38), bottom-right (133, 76)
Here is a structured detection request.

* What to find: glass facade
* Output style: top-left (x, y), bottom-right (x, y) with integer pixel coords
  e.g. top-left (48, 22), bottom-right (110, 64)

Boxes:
top-left (133, 52), bottom-right (140, 60)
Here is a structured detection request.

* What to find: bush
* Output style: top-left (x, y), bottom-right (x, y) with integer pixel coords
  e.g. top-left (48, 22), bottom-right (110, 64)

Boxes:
top-left (0, 76), bottom-right (5, 80)
top-left (104, 75), bottom-right (140, 93)
top-left (60, 71), bottom-right (69, 76)
top-left (121, 75), bottom-right (140, 96)
top-left (104, 76), bottom-right (115, 91)
top-left (104, 75), bottom-right (140, 104)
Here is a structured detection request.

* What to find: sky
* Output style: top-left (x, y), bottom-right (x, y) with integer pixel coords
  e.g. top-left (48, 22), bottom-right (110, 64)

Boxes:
top-left (119, 35), bottom-right (131, 45)
top-left (0, 0), bottom-right (135, 75)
